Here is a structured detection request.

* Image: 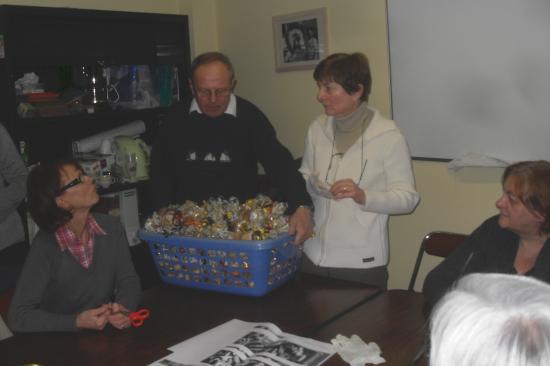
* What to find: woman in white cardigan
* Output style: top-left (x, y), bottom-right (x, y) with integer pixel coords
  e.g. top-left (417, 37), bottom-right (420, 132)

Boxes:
top-left (300, 52), bottom-right (419, 289)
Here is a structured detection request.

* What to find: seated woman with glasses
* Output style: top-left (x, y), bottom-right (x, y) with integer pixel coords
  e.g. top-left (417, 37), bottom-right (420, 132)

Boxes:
top-left (8, 159), bottom-right (141, 332)
top-left (299, 52), bottom-right (419, 289)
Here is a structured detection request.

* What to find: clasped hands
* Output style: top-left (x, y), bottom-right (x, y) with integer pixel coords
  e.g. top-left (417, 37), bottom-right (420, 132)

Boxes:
top-left (76, 302), bottom-right (132, 331)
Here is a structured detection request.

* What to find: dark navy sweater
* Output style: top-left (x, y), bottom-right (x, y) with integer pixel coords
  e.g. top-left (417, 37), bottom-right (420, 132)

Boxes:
top-left (151, 96), bottom-right (311, 213)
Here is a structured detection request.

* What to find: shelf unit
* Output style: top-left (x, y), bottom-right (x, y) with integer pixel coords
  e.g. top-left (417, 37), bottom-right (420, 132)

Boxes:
top-left (0, 5), bottom-right (192, 164)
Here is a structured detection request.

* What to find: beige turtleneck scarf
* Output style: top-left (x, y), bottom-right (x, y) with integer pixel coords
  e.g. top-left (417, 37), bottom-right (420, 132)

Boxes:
top-left (333, 102), bottom-right (373, 155)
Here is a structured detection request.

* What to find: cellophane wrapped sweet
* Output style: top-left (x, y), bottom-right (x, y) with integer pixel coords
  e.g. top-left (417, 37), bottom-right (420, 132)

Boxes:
top-left (143, 195), bottom-right (289, 240)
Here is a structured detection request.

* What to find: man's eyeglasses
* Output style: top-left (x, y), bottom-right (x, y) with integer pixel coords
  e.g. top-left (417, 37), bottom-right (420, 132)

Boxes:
top-left (195, 87), bottom-right (233, 99)
top-left (57, 174), bottom-right (85, 196)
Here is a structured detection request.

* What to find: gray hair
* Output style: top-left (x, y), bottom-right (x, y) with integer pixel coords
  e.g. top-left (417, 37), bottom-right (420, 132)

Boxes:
top-left (190, 52), bottom-right (235, 82)
top-left (430, 273), bottom-right (550, 366)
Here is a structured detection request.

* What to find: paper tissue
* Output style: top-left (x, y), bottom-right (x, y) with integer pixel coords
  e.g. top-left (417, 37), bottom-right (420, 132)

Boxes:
top-left (331, 334), bottom-right (386, 366)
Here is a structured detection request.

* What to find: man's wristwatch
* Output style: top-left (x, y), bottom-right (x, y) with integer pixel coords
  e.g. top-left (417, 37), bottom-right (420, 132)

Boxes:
top-left (297, 204), bottom-right (314, 213)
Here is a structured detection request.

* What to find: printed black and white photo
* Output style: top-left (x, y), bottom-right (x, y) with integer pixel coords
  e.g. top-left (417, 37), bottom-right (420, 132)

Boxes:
top-left (233, 330), bottom-right (278, 354)
top-left (281, 19), bottom-right (319, 62)
top-left (272, 8), bottom-right (328, 72)
top-left (202, 349), bottom-right (243, 366)
top-left (264, 341), bottom-right (330, 365)
top-left (231, 330), bottom-right (330, 365)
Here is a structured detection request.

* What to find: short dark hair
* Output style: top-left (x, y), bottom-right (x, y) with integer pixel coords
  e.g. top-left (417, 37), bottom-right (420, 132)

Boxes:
top-left (27, 158), bottom-right (82, 232)
top-left (502, 160), bottom-right (550, 234)
top-left (313, 52), bottom-right (372, 102)
top-left (190, 52), bottom-right (235, 82)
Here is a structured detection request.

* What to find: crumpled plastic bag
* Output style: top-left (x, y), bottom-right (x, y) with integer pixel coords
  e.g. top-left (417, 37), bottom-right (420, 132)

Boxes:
top-left (331, 334), bottom-right (386, 365)
top-left (308, 173), bottom-right (333, 199)
top-left (15, 72), bottom-right (42, 94)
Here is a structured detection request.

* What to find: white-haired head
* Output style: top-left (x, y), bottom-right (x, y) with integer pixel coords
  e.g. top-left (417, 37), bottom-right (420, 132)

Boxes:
top-left (430, 273), bottom-right (550, 366)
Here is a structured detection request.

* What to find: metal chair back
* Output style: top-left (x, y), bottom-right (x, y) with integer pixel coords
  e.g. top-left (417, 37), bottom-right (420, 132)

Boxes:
top-left (408, 231), bottom-right (468, 291)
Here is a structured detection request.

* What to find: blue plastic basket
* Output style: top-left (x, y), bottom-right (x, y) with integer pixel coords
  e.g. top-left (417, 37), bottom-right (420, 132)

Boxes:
top-left (139, 231), bottom-right (302, 296)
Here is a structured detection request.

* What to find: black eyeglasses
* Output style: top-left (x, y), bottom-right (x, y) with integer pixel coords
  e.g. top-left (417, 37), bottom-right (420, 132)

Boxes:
top-left (57, 174), bottom-right (85, 196)
top-left (325, 152), bottom-right (344, 184)
top-left (325, 151), bottom-right (368, 186)
top-left (195, 87), bottom-right (233, 99)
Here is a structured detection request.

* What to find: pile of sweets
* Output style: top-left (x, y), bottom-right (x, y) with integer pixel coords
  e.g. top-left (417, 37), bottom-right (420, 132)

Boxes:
top-left (143, 195), bottom-right (289, 240)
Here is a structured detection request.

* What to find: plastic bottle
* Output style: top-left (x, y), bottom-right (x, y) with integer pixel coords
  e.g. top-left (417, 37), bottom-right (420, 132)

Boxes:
top-left (19, 141), bottom-right (28, 166)
top-left (130, 66), bottom-right (139, 105)
top-left (158, 64), bottom-right (173, 107)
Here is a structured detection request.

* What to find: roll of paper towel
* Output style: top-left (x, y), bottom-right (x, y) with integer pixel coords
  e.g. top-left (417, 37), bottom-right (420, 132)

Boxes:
top-left (72, 120), bottom-right (146, 153)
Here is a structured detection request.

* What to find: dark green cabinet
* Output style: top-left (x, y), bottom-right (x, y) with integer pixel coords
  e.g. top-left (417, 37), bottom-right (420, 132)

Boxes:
top-left (0, 5), bottom-right (191, 164)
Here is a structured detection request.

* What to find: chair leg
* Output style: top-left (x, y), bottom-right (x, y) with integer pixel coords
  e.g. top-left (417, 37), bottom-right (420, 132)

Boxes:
top-left (408, 245), bottom-right (425, 291)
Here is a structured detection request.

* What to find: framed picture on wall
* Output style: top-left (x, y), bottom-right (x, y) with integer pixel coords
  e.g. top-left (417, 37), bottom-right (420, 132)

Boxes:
top-left (272, 8), bottom-right (328, 72)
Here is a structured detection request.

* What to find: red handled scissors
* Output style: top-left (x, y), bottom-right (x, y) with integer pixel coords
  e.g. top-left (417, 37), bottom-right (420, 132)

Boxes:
top-left (128, 308), bottom-right (150, 327)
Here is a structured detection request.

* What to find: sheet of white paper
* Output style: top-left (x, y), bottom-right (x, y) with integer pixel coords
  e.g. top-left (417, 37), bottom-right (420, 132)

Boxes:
top-left (447, 152), bottom-right (510, 171)
top-left (149, 319), bottom-right (335, 366)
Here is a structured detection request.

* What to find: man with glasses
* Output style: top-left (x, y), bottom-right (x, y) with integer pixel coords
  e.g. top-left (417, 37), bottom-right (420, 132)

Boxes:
top-left (151, 52), bottom-right (313, 244)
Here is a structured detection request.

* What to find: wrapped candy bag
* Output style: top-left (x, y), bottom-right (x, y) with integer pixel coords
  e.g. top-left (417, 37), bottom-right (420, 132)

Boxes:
top-left (143, 195), bottom-right (289, 240)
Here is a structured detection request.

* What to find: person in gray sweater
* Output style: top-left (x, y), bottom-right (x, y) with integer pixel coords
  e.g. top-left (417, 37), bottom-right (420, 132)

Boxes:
top-left (8, 159), bottom-right (141, 332)
top-left (0, 124), bottom-right (28, 293)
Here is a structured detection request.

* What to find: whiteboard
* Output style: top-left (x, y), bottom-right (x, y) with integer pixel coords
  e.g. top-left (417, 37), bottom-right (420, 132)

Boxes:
top-left (387, 0), bottom-right (550, 162)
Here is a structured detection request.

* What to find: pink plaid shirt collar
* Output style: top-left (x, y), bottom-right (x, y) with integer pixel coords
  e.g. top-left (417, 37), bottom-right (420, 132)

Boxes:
top-left (55, 215), bottom-right (107, 269)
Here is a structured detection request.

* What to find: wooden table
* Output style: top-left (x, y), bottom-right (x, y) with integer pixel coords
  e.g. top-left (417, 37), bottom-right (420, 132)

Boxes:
top-left (0, 273), bottom-right (381, 366)
top-left (311, 290), bottom-right (429, 366)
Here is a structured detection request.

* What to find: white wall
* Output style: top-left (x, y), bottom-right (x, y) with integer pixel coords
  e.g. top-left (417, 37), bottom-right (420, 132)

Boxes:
top-left (177, 0), bottom-right (218, 56)
top-left (216, 0), bottom-right (391, 159)
top-left (390, 162), bottom-right (503, 290)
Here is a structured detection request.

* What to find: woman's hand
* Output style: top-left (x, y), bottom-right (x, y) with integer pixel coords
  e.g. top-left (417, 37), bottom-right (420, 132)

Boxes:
top-left (107, 302), bottom-right (132, 330)
top-left (330, 179), bottom-right (366, 205)
top-left (75, 304), bottom-right (110, 330)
